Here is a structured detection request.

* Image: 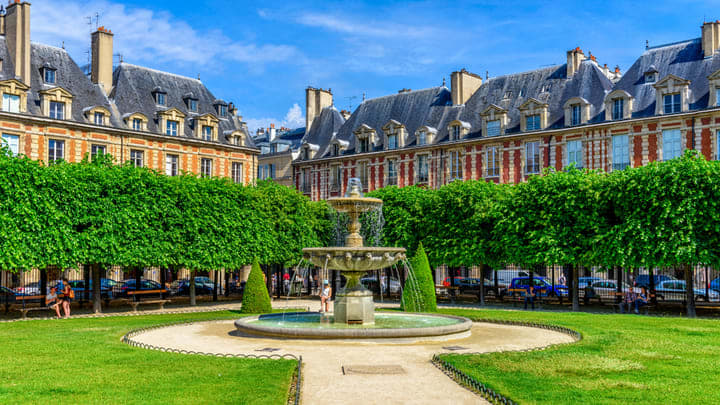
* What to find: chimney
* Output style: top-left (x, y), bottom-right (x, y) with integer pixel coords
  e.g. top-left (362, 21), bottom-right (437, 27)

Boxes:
top-left (5, 1), bottom-right (31, 85)
top-left (305, 87), bottom-right (333, 131)
top-left (269, 123), bottom-right (276, 141)
top-left (340, 109), bottom-right (351, 120)
top-left (450, 69), bottom-right (482, 105)
top-left (91, 26), bottom-right (114, 93)
top-left (702, 21), bottom-right (720, 58)
top-left (566, 47), bottom-right (586, 78)
top-left (0, 6), bottom-right (6, 35)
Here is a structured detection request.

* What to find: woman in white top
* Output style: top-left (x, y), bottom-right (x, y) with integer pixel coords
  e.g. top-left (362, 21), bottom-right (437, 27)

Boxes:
top-left (320, 280), bottom-right (331, 313)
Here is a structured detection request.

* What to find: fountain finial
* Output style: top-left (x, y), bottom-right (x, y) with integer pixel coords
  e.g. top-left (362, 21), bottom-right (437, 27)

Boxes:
top-left (345, 178), bottom-right (364, 198)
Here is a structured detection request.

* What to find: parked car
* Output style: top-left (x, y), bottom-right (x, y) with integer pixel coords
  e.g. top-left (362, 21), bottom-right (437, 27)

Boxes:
top-left (170, 279), bottom-right (213, 296)
top-left (119, 279), bottom-right (168, 297)
top-left (0, 286), bottom-right (16, 304)
top-left (193, 276), bottom-right (215, 290)
top-left (13, 282), bottom-right (41, 296)
top-left (578, 277), bottom-right (603, 289)
top-left (441, 277), bottom-right (465, 287)
top-left (587, 280), bottom-right (633, 302)
top-left (503, 277), bottom-right (568, 297)
top-left (634, 274), bottom-right (676, 288)
top-left (655, 280), bottom-right (720, 302)
top-left (360, 275), bottom-right (402, 294)
top-left (454, 278), bottom-right (495, 295)
top-left (488, 270), bottom-right (530, 288)
top-left (67, 279), bottom-right (115, 299)
top-left (710, 277), bottom-right (720, 293)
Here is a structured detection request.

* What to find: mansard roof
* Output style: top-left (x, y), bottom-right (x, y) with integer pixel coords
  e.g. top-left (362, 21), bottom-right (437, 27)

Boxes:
top-left (613, 38), bottom-right (720, 117)
top-left (303, 106), bottom-right (346, 158)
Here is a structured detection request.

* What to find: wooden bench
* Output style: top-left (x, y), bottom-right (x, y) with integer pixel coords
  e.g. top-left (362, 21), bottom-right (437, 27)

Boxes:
top-left (10, 295), bottom-right (55, 319)
top-left (435, 285), bottom-right (460, 303)
top-left (611, 292), bottom-right (655, 314)
top-left (126, 289), bottom-right (170, 312)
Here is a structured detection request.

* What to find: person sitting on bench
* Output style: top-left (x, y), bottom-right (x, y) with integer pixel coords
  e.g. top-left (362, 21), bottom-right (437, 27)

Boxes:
top-left (619, 287), bottom-right (637, 314)
top-left (46, 286), bottom-right (61, 319)
top-left (634, 287), bottom-right (648, 314)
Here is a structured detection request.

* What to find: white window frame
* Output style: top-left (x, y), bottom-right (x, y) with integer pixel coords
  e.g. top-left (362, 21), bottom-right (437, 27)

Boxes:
top-left (44, 68), bottom-right (56, 84)
top-left (358, 161), bottom-right (369, 188)
top-left (330, 164), bottom-right (342, 191)
top-left (612, 134), bottom-right (629, 171)
top-left (94, 112), bottom-right (104, 125)
top-left (486, 120), bottom-right (500, 137)
top-left (165, 154), bottom-right (179, 176)
top-left (201, 158), bottom-right (213, 177)
top-left (525, 141), bottom-right (540, 174)
top-left (417, 131), bottom-right (427, 146)
top-left (662, 129), bottom-right (682, 161)
top-left (449, 150), bottom-right (463, 180)
top-left (486, 146), bottom-right (499, 177)
top-left (2, 93), bottom-right (20, 113)
top-left (49, 101), bottom-right (65, 120)
top-left (231, 162), bottom-right (243, 184)
top-left (612, 98), bottom-right (624, 120)
top-left (526, 115), bottom-right (540, 131)
top-left (416, 154), bottom-right (429, 183)
top-left (566, 140), bottom-right (583, 169)
top-left (90, 144), bottom-right (106, 160)
top-left (202, 125), bottom-right (212, 141)
top-left (451, 125), bottom-right (461, 140)
top-left (663, 93), bottom-right (681, 114)
top-left (387, 133), bottom-right (397, 150)
top-left (386, 159), bottom-right (397, 186)
top-left (132, 118), bottom-right (143, 131)
top-left (1, 133), bottom-right (19, 156)
top-left (571, 104), bottom-right (581, 126)
top-left (48, 139), bottom-right (64, 163)
top-left (130, 149), bottom-right (143, 167)
top-left (166, 120), bottom-right (179, 136)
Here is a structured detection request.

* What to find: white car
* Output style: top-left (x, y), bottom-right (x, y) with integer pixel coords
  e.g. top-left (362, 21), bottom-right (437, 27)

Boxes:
top-left (588, 280), bottom-right (635, 302)
top-left (655, 280), bottom-right (720, 302)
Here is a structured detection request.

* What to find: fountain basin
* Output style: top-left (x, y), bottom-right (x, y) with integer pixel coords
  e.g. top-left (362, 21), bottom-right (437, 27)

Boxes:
top-left (328, 197), bottom-right (383, 213)
top-left (302, 247), bottom-right (406, 271)
top-left (234, 312), bottom-right (472, 339)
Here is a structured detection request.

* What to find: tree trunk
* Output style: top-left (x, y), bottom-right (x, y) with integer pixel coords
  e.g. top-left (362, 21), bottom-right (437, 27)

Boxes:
top-left (479, 264), bottom-right (488, 306)
top-left (92, 264), bottom-right (102, 314)
top-left (40, 268), bottom-right (48, 306)
top-left (212, 270), bottom-right (218, 302)
top-left (571, 264), bottom-right (579, 311)
top-left (189, 271), bottom-right (196, 306)
top-left (648, 267), bottom-right (657, 305)
top-left (224, 271), bottom-right (231, 297)
top-left (685, 264), bottom-right (696, 318)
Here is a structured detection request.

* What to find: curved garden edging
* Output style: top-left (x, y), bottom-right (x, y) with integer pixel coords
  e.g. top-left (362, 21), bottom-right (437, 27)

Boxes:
top-left (121, 319), bottom-right (302, 405)
top-left (432, 319), bottom-right (582, 405)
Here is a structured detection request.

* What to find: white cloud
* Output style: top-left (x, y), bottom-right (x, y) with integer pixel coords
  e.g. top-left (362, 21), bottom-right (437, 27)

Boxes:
top-left (30, 0), bottom-right (301, 69)
top-left (296, 13), bottom-right (435, 39)
top-left (244, 103), bottom-right (306, 133)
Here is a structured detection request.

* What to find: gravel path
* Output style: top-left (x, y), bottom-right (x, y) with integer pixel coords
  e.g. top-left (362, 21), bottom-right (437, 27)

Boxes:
top-left (131, 319), bottom-right (575, 405)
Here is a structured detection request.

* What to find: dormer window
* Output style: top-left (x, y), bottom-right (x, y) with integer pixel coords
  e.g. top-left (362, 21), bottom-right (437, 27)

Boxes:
top-left (40, 87), bottom-right (73, 120)
top-left (303, 148), bottom-right (309, 160)
top-left (663, 93), bottom-right (681, 114)
top-left (94, 112), bottom-right (104, 125)
top-left (382, 120), bottom-right (406, 150)
top-left (612, 98), bottom-right (624, 120)
top-left (214, 100), bottom-right (228, 117)
top-left (644, 65), bottom-right (658, 84)
top-left (0, 79), bottom-right (29, 114)
top-left (525, 115), bottom-right (540, 131)
top-left (716, 88), bottom-right (720, 107)
top-left (43, 68), bottom-right (56, 84)
top-left (354, 124), bottom-right (377, 154)
top-left (202, 126), bottom-right (212, 141)
top-left (133, 118), bottom-right (142, 130)
top-left (358, 138), bottom-right (370, 153)
top-left (332, 143), bottom-right (340, 156)
top-left (156, 93), bottom-right (165, 105)
top-left (124, 112), bottom-right (148, 132)
top-left (571, 105), bottom-right (581, 125)
top-left (480, 105), bottom-right (507, 138)
top-left (451, 125), bottom-right (461, 140)
top-left (564, 97), bottom-right (590, 127)
top-left (188, 99), bottom-right (197, 112)
top-left (415, 126), bottom-right (437, 146)
top-left (417, 130), bottom-right (426, 146)
top-left (2, 94), bottom-right (19, 113)
top-left (50, 101), bottom-right (65, 119)
top-left (387, 133), bottom-right (398, 149)
top-left (604, 90), bottom-right (633, 121)
top-left (166, 120), bottom-right (178, 136)
top-left (518, 98), bottom-right (549, 132)
top-left (486, 120), bottom-right (500, 136)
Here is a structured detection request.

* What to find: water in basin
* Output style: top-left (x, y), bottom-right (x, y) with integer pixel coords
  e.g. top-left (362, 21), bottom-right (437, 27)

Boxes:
top-left (249, 312), bottom-right (462, 330)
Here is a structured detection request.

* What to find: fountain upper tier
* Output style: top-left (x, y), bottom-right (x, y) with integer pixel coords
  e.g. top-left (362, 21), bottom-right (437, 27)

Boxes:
top-left (303, 246), bottom-right (406, 272)
top-left (327, 196), bottom-right (383, 214)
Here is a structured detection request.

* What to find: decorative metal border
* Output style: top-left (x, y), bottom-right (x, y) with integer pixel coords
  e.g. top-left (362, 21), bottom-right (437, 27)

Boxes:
top-left (432, 319), bottom-right (582, 405)
top-left (120, 319), bottom-right (303, 405)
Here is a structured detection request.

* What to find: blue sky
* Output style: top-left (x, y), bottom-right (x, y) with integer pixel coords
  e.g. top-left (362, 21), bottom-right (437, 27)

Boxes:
top-left (30, 0), bottom-right (720, 132)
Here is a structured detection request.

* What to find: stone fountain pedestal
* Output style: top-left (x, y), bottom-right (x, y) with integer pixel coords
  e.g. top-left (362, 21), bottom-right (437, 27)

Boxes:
top-left (334, 287), bottom-right (375, 324)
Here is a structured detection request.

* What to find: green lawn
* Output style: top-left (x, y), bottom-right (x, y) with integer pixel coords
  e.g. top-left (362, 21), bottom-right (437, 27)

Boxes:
top-left (439, 309), bottom-right (720, 404)
top-left (0, 311), bottom-right (296, 405)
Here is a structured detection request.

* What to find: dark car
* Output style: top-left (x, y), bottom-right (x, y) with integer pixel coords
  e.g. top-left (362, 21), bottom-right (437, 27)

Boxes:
top-left (634, 274), bottom-right (675, 288)
top-left (170, 279), bottom-right (213, 296)
top-left (119, 279), bottom-right (168, 297)
top-left (710, 277), bottom-right (720, 293)
top-left (504, 277), bottom-right (568, 297)
top-left (578, 277), bottom-right (602, 289)
top-left (0, 286), bottom-right (16, 304)
top-left (455, 278), bottom-right (494, 295)
top-left (68, 279), bottom-right (116, 299)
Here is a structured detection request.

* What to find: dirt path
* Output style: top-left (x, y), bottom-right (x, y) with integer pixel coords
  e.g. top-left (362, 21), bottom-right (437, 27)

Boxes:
top-left (131, 320), bottom-right (575, 404)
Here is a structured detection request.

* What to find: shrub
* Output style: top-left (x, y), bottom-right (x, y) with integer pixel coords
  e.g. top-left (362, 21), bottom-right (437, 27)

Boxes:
top-left (401, 243), bottom-right (437, 312)
top-left (240, 259), bottom-right (272, 314)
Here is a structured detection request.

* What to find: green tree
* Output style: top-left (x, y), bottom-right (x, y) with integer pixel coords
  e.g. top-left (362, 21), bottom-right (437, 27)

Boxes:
top-left (401, 243), bottom-right (437, 312)
top-left (367, 185), bottom-right (433, 255)
top-left (240, 259), bottom-right (272, 314)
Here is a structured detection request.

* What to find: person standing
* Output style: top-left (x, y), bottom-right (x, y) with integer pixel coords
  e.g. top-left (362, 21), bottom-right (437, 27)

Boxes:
top-left (320, 280), bottom-right (331, 313)
top-left (524, 285), bottom-right (536, 310)
top-left (60, 278), bottom-right (73, 318)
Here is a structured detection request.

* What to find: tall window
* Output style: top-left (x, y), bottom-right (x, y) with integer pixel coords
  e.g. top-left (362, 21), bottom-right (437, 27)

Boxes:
top-left (49, 101), bottom-right (64, 119)
top-left (571, 104), bottom-right (581, 126)
top-left (358, 138), bottom-right (370, 153)
top-left (200, 158), bottom-right (213, 177)
top-left (417, 155), bottom-right (429, 183)
top-left (486, 146), bottom-right (499, 177)
top-left (91, 144), bottom-right (106, 160)
top-left (231, 162), bottom-right (243, 184)
top-left (526, 115), bottom-right (540, 131)
top-left (202, 126), bottom-right (212, 141)
top-left (2, 94), bottom-right (20, 113)
top-left (332, 144), bottom-right (340, 156)
top-left (612, 98), bottom-right (624, 120)
top-left (525, 141), bottom-right (540, 174)
top-left (330, 165), bottom-right (341, 191)
top-left (449, 151), bottom-right (463, 180)
top-left (358, 161), bottom-right (368, 187)
top-left (716, 88), bottom-right (720, 107)
top-left (166, 120), bottom-right (178, 136)
top-left (218, 105), bottom-right (228, 117)
top-left (486, 120), bottom-right (500, 137)
top-left (132, 118), bottom-right (143, 131)
top-left (94, 112), bottom-right (104, 125)
top-left (130, 149), bottom-right (143, 167)
top-left (48, 139), bottom-right (64, 163)
top-left (663, 93), bottom-right (681, 114)
top-left (188, 99), bottom-right (198, 112)
top-left (386, 159), bottom-right (397, 185)
top-left (387, 133), bottom-right (397, 149)
top-left (301, 168), bottom-right (311, 193)
top-left (165, 154), bottom-right (179, 176)
top-left (417, 130), bottom-right (427, 146)
top-left (451, 125), bottom-right (461, 140)
top-left (566, 140), bottom-right (583, 168)
top-left (612, 134), bottom-right (629, 170)
top-left (663, 129), bottom-right (682, 161)
top-left (1, 134), bottom-right (19, 156)
top-left (44, 68), bottom-right (56, 84)
top-left (156, 93), bottom-right (166, 105)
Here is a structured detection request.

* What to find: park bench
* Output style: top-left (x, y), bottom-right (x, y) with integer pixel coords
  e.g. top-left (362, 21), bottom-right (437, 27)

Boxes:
top-left (10, 295), bottom-right (54, 319)
top-left (126, 289), bottom-right (170, 312)
top-left (506, 288), bottom-right (533, 307)
top-left (435, 285), bottom-right (459, 304)
top-left (611, 292), bottom-right (655, 314)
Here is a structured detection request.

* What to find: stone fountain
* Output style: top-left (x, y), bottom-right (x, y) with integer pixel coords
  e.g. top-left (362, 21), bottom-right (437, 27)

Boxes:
top-left (302, 178), bottom-right (406, 324)
top-left (234, 178), bottom-right (472, 340)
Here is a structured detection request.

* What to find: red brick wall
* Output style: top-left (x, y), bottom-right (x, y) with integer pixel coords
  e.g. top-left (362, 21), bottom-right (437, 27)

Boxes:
top-left (513, 141), bottom-right (521, 184)
top-left (633, 135), bottom-right (643, 168)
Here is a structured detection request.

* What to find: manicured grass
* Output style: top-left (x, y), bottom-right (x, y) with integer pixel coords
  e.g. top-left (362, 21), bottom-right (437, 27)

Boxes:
top-left (0, 311), bottom-right (296, 405)
top-left (439, 309), bottom-right (720, 404)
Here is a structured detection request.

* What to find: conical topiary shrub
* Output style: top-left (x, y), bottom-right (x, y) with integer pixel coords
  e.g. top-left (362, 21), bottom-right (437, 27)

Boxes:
top-left (401, 243), bottom-right (437, 312)
top-left (240, 259), bottom-right (272, 314)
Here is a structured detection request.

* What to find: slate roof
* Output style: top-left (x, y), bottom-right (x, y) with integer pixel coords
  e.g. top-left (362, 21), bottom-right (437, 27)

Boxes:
top-left (303, 106), bottom-right (346, 158)
top-left (613, 38), bottom-right (720, 117)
